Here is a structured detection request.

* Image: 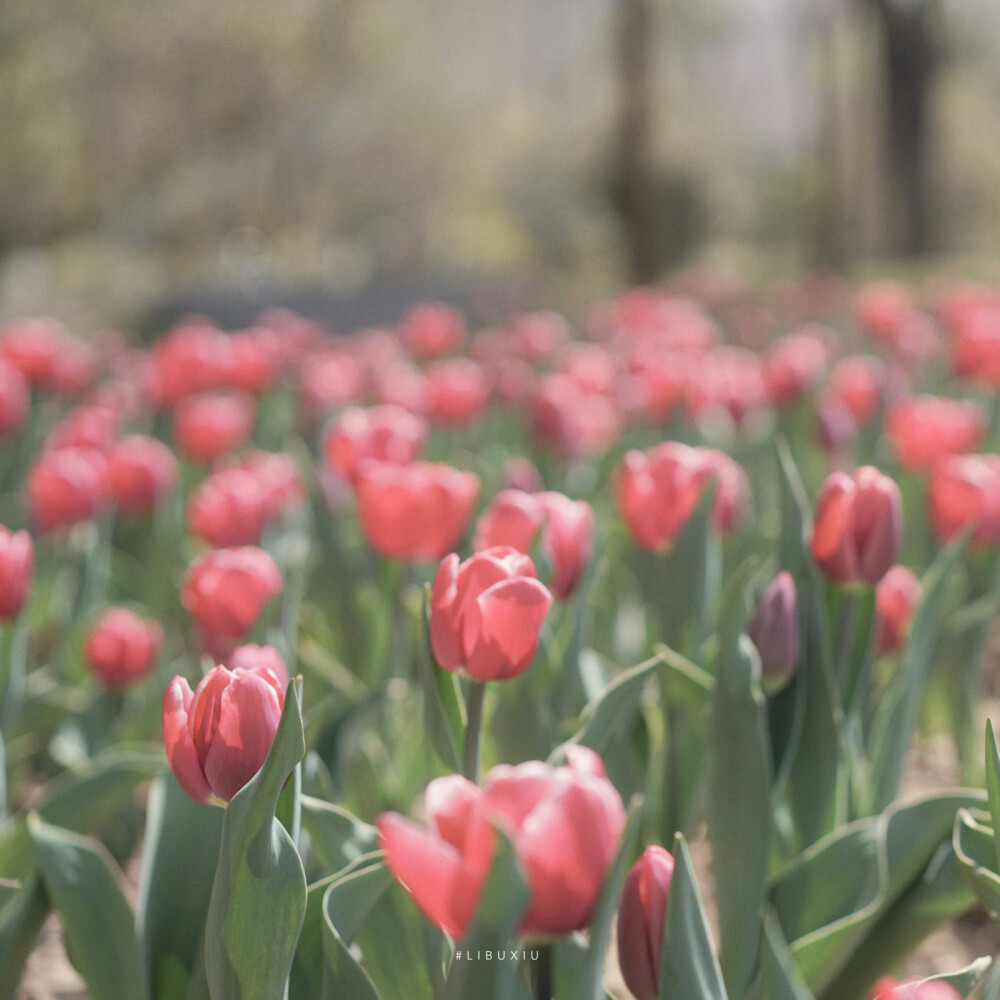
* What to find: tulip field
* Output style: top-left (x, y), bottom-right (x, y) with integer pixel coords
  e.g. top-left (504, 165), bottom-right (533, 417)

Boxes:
top-left (6, 276), bottom-right (1000, 1000)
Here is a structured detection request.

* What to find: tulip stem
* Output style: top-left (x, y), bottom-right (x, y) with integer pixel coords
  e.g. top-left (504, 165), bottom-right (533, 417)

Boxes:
top-left (530, 944), bottom-right (552, 1000)
top-left (463, 680), bottom-right (487, 783)
top-left (834, 588), bottom-right (859, 695)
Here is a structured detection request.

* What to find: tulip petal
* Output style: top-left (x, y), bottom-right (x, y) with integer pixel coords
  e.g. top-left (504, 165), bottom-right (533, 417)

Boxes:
top-left (162, 677), bottom-right (213, 804)
top-left (465, 577), bottom-right (552, 681)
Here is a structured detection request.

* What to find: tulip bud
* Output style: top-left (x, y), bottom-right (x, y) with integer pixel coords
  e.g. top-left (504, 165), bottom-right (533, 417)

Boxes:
top-left (400, 301), bottom-right (466, 359)
top-left (84, 608), bottom-right (162, 688)
top-left (887, 396), bottom-right (985, 472)
top-left (430, 547), bottom-right (553, 682)
top-left (108, 435), bottom-right (179, 515)
top-left (181, 546), bottom-right (283, 655)
top-left (616, 846), bottom-right (675, 1000)
top-left (0, 525), bottom-right (34, 620)
top-left (746, 571), bottom-right (799, 690)
top-left (867, 976), bottom-right (961, 1000)
top-left (323, 404), bottom-right (428, 485)
top-left (811, 467), bottom-right (902, 585)
top-left (875, 565), bottom-right (922, 655)
top-left (424, 358), bottom-right (489, 425)
top-left (26, 446), bottom-right (109, 533)
top-left (927, 453), bottom-right (1000, 546)
top-left (187, 468), bottom-right (268, 547)
top-left (162, 658), bottom-right (285, 803)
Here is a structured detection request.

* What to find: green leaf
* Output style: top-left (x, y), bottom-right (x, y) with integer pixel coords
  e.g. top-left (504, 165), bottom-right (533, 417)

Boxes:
top-left (751, 908), bottom-right (814, 1000)
top-left (868, 536), bottom-right (966, 811)
top-left (552, 796), bottom-right (643, 1000)
top-left (658, 833), bottom-right (728, 1000)
top-left (27, 813), bottom-right (148, 1000)
top-left (954, 808), bottom-right (1000, 919)
top-left (204, 678), bottom-right (308, 1000)
top-left (136, 772), bottom-right (224, 1000)
top-left (299, 795), bottom-right (378, 878)
top-left (927, 957), bottom-right (992, 997)
top-left (443, 830), bottom-right (531, 1000)
top-left (709, 593), bottom-right (772, 1000)
top-left (969, 957), bottom-right (1000, 1000)
top-left (0, 873), bottom-right (49, 1000)
top-left (985, 722), bottom-right (1000, 872)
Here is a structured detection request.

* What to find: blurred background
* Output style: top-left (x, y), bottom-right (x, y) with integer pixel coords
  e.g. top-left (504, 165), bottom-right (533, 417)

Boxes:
top-left (3, 0), bottom-right (1000, 331)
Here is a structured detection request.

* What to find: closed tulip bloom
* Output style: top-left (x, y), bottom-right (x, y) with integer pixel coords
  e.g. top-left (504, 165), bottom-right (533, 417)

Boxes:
top-left (473, 490), bottom-right (545, 554)
top-left (424, 358), bottom-right (489, 426)
top-left (84, 608), bottom-right (162, 688)
top-left (0, 318), bottom-right (95, 394)
top-left (0, 359), bottom-right (29, 438)
top-left (811, 467), bottom-right (901, 585)
top-left (181, 546), bottom-right (283, 651)
top-left (764, 328), bottom-right (829, 406)
top-left (26, 446), bottom-right (109, 533)
top-left (746, 571), bottom-right (799, 689)
top-left (0, 525), bottom-right (34, 620)
top-left (617, 442), bottom-right (749, 552)
top-left (354, 460), bottom-right (480, 562)
top-left (401, 301), bottom-right (466, 359)
top-left (875, 565), bottom-right (922, 655)
top-left (483, 745), bottom-right (626, 937)
top-left (616, 846), bottom-right (675, 1000)
top-left (887, 396), bottom-right (985, 471)
top-left (830, 356), bottom-right (885, 427)
top-left (535, 492), bottom-right (594, 599)
top-left (187, 468), bottom-right (269, 547)
top-left (108, 435), bottom-right (179, 515)
top-left (430, 547), bottom-right (553, 681)
top-left (45, 405), bottom-right (119, 453)
top-left (173, 391), bottom-right (256, 464)
top-left (149, 319), bottom-right (234, 406)
top-left (927, 454), bottom-right (1000, 546)
top-left (162, 659), bottom-right (285, 803)
top-left (226, 643), bottom-right (289, 688)
top-left (377, 774), bottom-right (497, 940)
top-left (867, 976), bottom-right (961, 1000)
top-left (323, 405), bottom-right (428, 485)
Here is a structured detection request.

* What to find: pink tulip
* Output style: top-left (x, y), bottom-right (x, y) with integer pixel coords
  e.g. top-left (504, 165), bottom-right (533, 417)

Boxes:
top-left (875, 565), bottom-right (922, 655)
top-left (323, 405), bottom-right (428, 485)
top-left (616, 846), bottom-right (675, 1000)
top-left (927, 454), bottom-right (1000, 546)
top-left (0, 359), bottom-right (29, 438)
top-left (84, 608), bottom-right (162, 688)
top-left (887, 396), bottom-right (985, 471)
top-left (163, 657), bottom-right (285, 803)
top-left (108, 435), bottom-right (179, 515)
top-left (867, 976), bottom-right (960, 1000)
top-left (0, 525), bottom-right (34, 620)
top-left (173, 391), bottom-right (256, 464)
top-left (26, 446), bottom-right (109, 533)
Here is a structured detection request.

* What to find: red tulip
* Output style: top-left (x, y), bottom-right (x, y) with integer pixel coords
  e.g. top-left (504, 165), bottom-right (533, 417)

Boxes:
top-left (0, 318), bottom-right (95, 395)
top-left (617, 442), bottom-right (749, 552)
top-left (45, 405), bottom-right (119, 453)
top-left (684, 347), bottom-right (767, 425)
top-left (0, 525), bottom-right (34, 620)
top-left (228, 451), bottom-right (304, 521)
top-left (173, 391), bottom-right (256, 464)
top-left (354, 460), bottom-right (480, 562)
top-left (181, 546), bottom-right (283, 653)
top-left (536, 492), bottom-right (594, 599)
top-left (84, 608), bottom-right (162, 688)
top-left (830, 356), bottom-right (885, 427)
top-left (108, 435), bottom-right (179, 515)
top-left (887, 396), bottom-right (985, 471)
top-left (811, 467), bottom-right (901, 585)
top-left (866, 976), bottom-right (960, 1000)
top-left (616, 846), bottom-right (675, 1000)
top-left (927, 454), bottom-right (1000, 546)
top-left (532, 374), bottom-right (622, 459)
top-left (150, 318), bottom-right (234, 406)
top-left (0, 359), bottom-right (29, 438)
top-left (483, 745), bottom-right (626, 937)
top-left (430, 547), bottom-right (553, 681)
top-left (875, 565), bottom-right (922, 655)
top-left (377, 746), bottom-right (624, 941)
top-left (187, 468), bottom-right (269, 547)
top-left (473, 491), bottom-right (545, 555)
top-left (226, 643), bottom-right (289, 688)
top-left (26, 446), bottom-right (109, 533)
top-left (297, 348), bottom-right (366, 417)
top-left (377, 774), bottom-right (497, 940)
top-left (424, 358), bottom-right (489, 425)
top-left (323, 405), bottom-right (428, 485)
top-left (227, 327), bottom-right (282, 395)
top-left (162, 659), bottom-right (285, 803)
top-left (764, 327), bottom-right (829, 406)
top-left (401, 302), bottom-right (466, 359)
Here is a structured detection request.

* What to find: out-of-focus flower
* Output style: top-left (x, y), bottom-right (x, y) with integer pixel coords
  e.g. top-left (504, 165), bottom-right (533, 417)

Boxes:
top-left (323, 405), bottom-right (428, 485)
top-left (354, 460), bottom-right (480, 562)
top-left (187, 468), bottom-right (268, 547)
top-left (764, 327), bottom-right (829, 406)
top-left (424, 358), bottom-right (489, 425)
top-left (829, 356), bottom-right (886, 427)
top-left (430, 547), bottom-right (553, 681)
top-left (0, 525), bottom-right (33, 620)
top-left (866, 976), bottom-right (961, 1000)
top-left (163, 658), bottom-right (286, 803)
top-left (149, 318), bottom-right (234, 406)
top-left (377, 774), bottom-right (497, 940)
top-left (746, 571), bottom-right (799, 690)
top-left (45, 405), bottom-right (119, 453)
top-left (377, 746), bottom-right (625, 940)
top-left (887, 396), bottom-right (985, 472)
top-left (26, 446), bottom-right (109, 533)
top-left (874, 565), bottom-right (922, 655)
top-left (84, 608), bottom-right (162, 688)
top-left (817, 395), bottom-right (859, 454)
top-left (228, 327), bottom-right (283, 395)
top-left (0, 318), bottom-right (95, 395)
top-left (0, 359), bottom-right (29, 438)
top-left (617, 442), bottom-right (749, 551)
top-left (400, 302), bottom-right (466, 359)
top-left (226, 643), bottom-right (289, 688)
top-left (173, 391), bottom-right (256, 464)
top-left (616, 845), bottom-right (675, 1000)
top-left (811, 467), bottom-right (901, 585)
top-left (949, 295), bottom-right (1000, 386)
top-left (108, 435), bottom-right (179, 515)
top-left (684, 347), bottom-right (768, 426)
top-left (854, 281), bottom-right (915, 342)
top-left (297, 348), bottom-right (367, 417)
top-left (532, 373), bottom-right (622, 460)
top-left (927, 454), bottom-right (1000, 546)
top-left (181, 546), bottom-right (283, 654)
top-left (483, 745), bottom-right (626, 937)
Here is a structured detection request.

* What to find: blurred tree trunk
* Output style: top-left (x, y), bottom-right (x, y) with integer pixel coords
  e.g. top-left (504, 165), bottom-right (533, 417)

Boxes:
top-left (616, 0), bottom-right (659, 284)
top-left (870, 0), bottom-right (938, 256)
